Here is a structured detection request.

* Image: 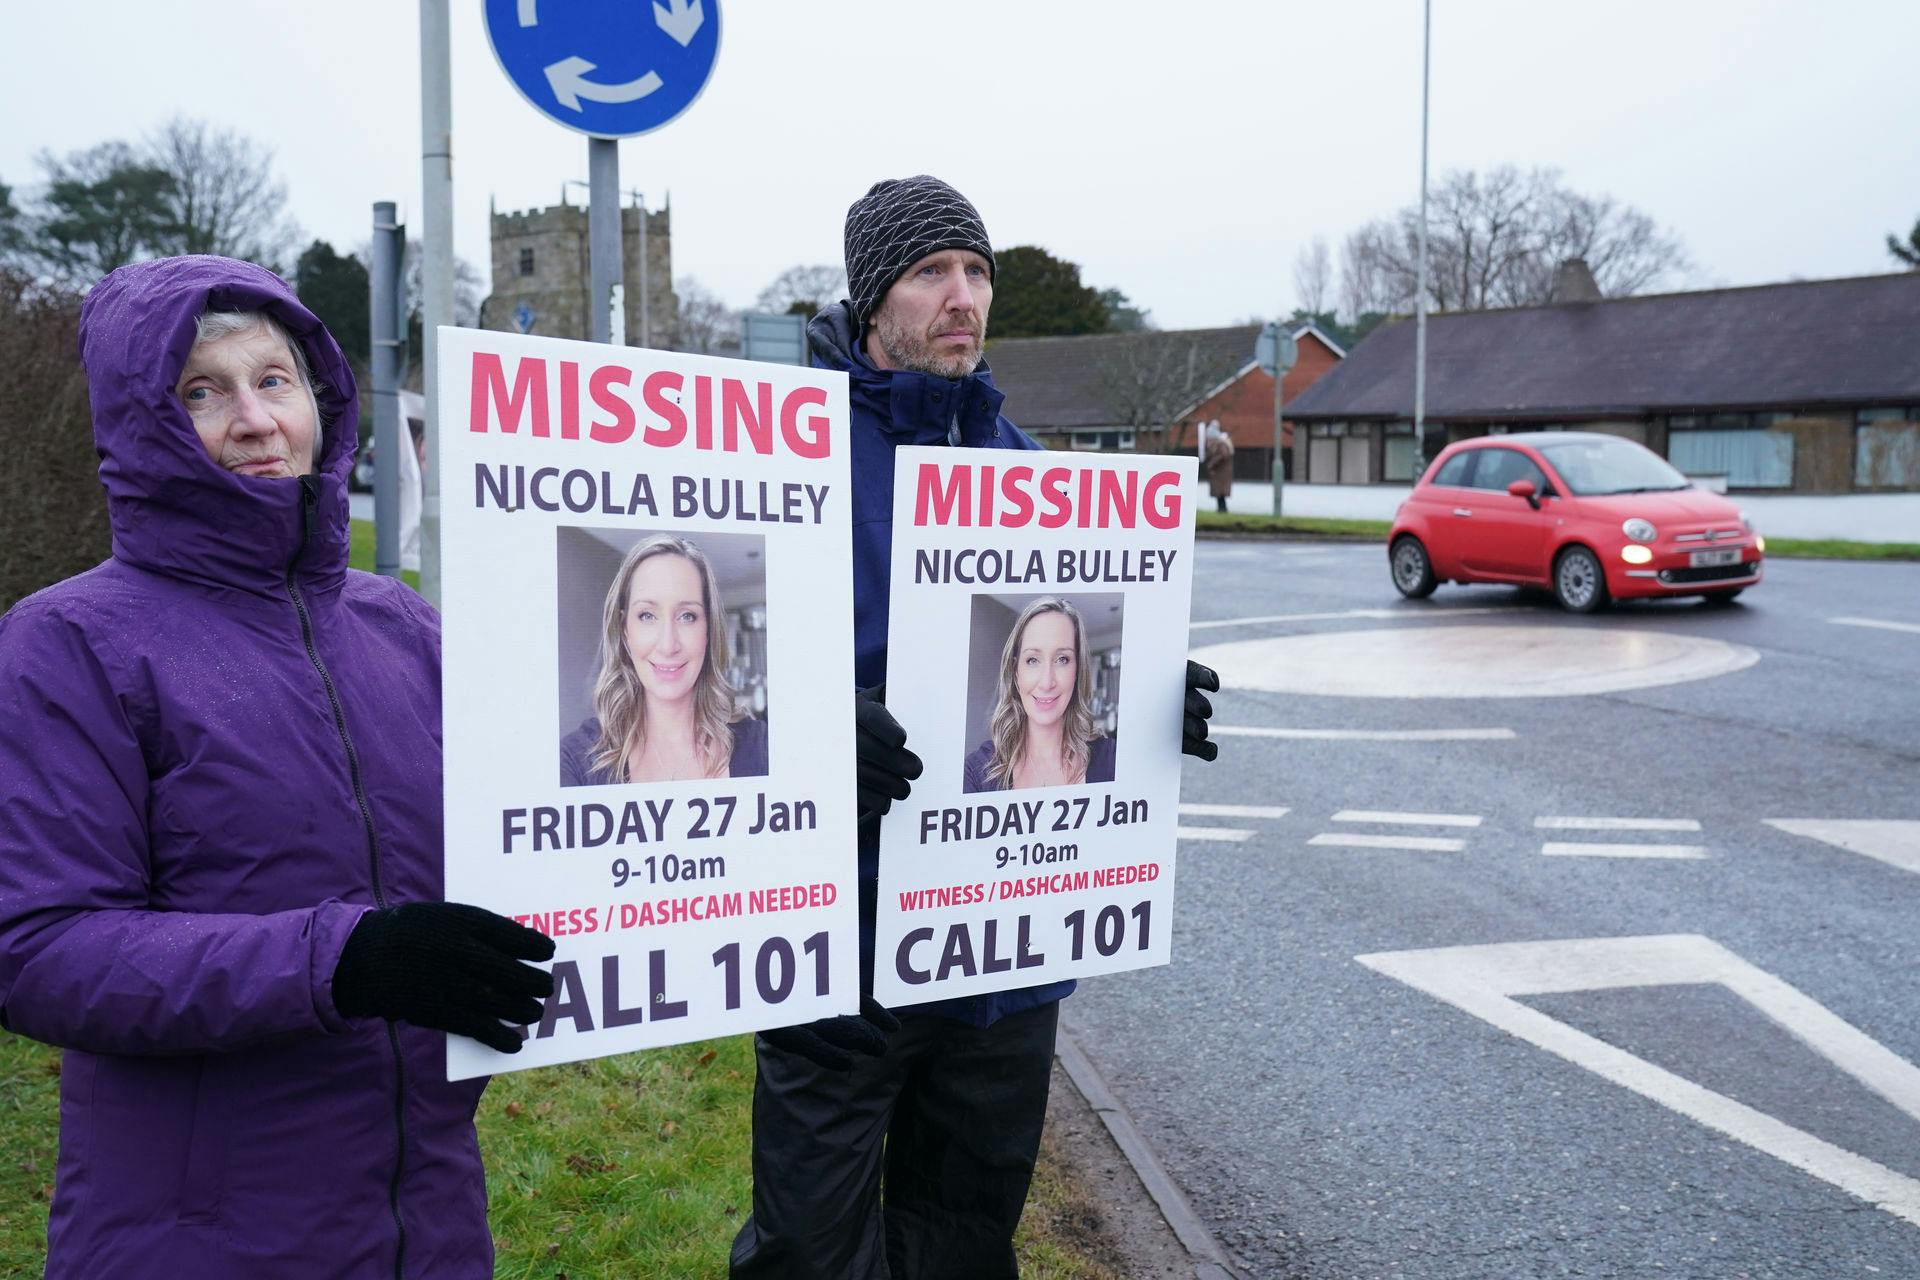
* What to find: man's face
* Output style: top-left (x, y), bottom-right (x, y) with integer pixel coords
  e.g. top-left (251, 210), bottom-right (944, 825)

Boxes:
top-left (866, 248), bottom-right (992, 379)
top-left (175, 326), bottom-right (318, 479)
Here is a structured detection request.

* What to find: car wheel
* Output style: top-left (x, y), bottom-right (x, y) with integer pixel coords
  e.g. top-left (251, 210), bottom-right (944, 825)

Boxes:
top-left (1390, 536), bottom-right (1437, 599)
top-left (1703, 588), bottom-right (1744, 605)
top-left (1552, 545), bottom-right (1608, 614)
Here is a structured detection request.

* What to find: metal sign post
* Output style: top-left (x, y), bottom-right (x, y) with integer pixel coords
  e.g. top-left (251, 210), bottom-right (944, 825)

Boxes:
top-left (1256, 322), bottom-right (1299, 517)
top-left (370, 202), bottom-right (406, 578)
top-left (484, 0), bottom-right (723, 348)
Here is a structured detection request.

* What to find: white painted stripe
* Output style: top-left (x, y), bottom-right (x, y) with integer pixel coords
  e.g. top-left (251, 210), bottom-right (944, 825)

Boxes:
top-left (1765, 819), bottom-right (1920, 876)
top-left (1829, 616), bottom-right (1920, 636)
top-left (1541, 841), bottom-right (1710, 859)
top-left (1535, 817), bottom-right (1702, 832)
top-left (1189, 606), bottom-right (1524, 631)
top-left (1178, 803), bottom-right (1290, 820)
top-left (1212, 725), bottom-right (1517, 742)
top-left (1177, 826), bottom-right (1254, 843)
top-left (1334, 809), bottom-right (1483, 828)
top-left (1356, 935), bottom-right (1920, 1228)
top-left (1309, 833), bottom-right (1466, 852)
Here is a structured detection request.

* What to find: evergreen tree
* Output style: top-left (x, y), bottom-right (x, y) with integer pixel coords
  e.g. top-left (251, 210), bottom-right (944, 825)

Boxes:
top-left (1889, 218), bottom-right (1920, 269)
top-left (990, 245), bottom-right (1109, 339)
top-left (294, 240), bottom-right (371, 368)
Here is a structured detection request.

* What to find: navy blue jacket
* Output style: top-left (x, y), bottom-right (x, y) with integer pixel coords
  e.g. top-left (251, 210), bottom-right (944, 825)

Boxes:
top-left (810, 302), bottom-right (1074, 1027)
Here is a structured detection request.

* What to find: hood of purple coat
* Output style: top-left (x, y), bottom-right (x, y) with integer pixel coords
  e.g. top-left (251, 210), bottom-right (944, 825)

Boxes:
top-left (78, 255), bottom-right (359, 597)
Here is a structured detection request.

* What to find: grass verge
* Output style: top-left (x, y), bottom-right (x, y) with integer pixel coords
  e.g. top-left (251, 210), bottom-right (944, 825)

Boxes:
top-left (1764, 537), bottom-right (1920, 561)
top-left (0, 520), bottom-right (1115, 1275)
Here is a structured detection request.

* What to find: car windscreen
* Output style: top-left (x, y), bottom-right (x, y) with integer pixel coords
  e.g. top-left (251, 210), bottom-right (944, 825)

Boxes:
top-left (1538, 438), bottom-right (1691, 496)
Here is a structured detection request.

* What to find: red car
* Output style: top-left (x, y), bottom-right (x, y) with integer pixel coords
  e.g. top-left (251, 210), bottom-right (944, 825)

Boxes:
top-left (1387, 432), bottom-right (1765, 612)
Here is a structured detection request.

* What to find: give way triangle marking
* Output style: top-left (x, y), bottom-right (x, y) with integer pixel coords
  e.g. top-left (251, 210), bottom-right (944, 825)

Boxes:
top-left (1355, 934), bottom-right (1920, 1228)
top-left (1764, 819), bottom-right (1920, 877)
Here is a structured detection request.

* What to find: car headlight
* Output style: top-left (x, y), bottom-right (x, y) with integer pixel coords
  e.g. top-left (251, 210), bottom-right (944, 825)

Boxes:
top-left (1621, 544), bottom-right (1653, 565)
top-left (1622, 518), bottom-right (1657, 543)
top-left (1756, 534), bottom-right (1766, 554)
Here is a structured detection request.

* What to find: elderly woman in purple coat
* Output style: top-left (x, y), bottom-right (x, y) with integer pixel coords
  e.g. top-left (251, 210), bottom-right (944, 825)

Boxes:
top-left (962, 596), bottom-right (1116, 793)
top-left (0, 256), bottom-right (554, 1278)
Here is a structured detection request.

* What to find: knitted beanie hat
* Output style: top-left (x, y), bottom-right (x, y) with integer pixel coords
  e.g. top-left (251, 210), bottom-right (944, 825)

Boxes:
top-left (843, 175), bottom-right (995, 323)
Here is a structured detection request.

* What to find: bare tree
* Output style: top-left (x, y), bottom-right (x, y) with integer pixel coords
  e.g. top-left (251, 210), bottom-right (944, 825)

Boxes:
top-left (1095, 335), bottom-right (1246, 453)
top-left (674, 276), bottom-right (738, 353)
top-left (754, 264), bottom-right (846, 317)
top-left (144, 117), bottom-right (300, 268)
top-left (1331, 166), bottom-right (1689, 315)
top-left (1292, 235), bottom-right (1332, 315)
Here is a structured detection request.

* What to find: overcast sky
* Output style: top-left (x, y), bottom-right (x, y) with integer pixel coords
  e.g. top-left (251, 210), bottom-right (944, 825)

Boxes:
top-left (5, 1), bottom-right (1914, 330)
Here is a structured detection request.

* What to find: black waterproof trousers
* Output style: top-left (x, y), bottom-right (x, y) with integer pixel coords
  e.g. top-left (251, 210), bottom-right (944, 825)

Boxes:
top-left (728, 1001), bottom-right (1060, 1280)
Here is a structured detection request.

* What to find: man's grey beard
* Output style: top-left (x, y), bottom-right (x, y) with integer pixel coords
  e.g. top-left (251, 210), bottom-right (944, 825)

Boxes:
top-left (873, 311), bottom-right (984, 380)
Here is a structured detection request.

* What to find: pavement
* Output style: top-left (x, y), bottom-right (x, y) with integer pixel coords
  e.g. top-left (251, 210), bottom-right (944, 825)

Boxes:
top-left (1194, 479), bottom-right (1920, 543)
top-left (1062, 541), bottom-right (1920, 1278)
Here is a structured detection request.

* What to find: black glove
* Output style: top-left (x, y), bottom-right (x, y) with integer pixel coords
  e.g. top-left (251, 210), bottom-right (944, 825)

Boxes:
top-left (856, 686), bottom-right (922, 824)
top-left (332, 902), bottom-right (556, 1053)
top-left (759, 997), bottom-right (901, 1072)
top-left (1183, 660), bottom-right (1220, 762)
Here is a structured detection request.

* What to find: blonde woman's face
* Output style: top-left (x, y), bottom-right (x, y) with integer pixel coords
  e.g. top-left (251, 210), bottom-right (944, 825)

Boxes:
top-left (1014, 610), bottom-right (1077, 729)
top-left (622, 554), bottom-right (708, 707)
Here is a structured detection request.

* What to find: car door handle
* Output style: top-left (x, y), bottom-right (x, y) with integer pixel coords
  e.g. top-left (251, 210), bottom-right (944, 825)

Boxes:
top-left (1453, 508), bottom-right (1473, 517)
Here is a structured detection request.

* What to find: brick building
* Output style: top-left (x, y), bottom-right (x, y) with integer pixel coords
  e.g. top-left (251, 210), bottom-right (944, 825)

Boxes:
top-left (1286, 271), bottom-right (1920, 493)
top-left (478, 198), bottom-right (679, 348)
top-left (1168, 322), bottom-right (1346, 479)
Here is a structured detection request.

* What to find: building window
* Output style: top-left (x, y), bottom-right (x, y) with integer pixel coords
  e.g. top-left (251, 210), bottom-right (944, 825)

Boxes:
top-left (518, 247), bottom-right (535, 277)
top-left (1855, 407), bottom-right (1920, 488)
top-left (1667, 421), bottom-right (1793, 489)
top-left (1382, 422), bottom-right (1419, 481)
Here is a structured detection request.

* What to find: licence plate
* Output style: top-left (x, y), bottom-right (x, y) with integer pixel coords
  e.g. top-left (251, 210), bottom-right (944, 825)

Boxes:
top-left (1690, 548), bottom-right (1741, 567)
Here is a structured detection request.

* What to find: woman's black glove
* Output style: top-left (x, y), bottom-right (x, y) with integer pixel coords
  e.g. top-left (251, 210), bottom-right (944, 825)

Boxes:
top-left (1183, 660), bottom-right (1220, 761)
top-left (856, 686), bottom-right (922, 823)
top-left (759, 997), bottom-right (901, 1072)
top-left (332, 902), bottom-right (556, 1053)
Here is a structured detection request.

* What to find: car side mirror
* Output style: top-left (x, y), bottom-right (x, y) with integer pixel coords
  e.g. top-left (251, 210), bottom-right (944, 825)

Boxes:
top-left (1507, 479), bottom-right (1540, 510)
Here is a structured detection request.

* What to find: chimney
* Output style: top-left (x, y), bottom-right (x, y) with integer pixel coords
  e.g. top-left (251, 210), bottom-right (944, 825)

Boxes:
top-left (1552, 257), bottom-right (1601, 304)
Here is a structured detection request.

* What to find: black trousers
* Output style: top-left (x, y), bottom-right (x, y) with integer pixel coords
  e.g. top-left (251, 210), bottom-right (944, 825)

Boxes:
top-left (728, 1001), bottom-right (1060, 1280)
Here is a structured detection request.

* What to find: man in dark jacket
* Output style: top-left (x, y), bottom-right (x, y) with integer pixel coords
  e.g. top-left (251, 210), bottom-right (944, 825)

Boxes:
top-left (730, 176), bottom-right (1219, 1280)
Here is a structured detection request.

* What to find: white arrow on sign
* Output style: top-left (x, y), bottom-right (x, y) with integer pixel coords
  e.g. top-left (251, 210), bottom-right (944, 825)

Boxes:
top-left (653, 0), bottom-right (704, 46)
top-left (545, 56), bottom-right (664, 111)
top-left (1357, 934), bottom-right (1920, 1228)
top-left (517, 0), bottom-right (538, 26)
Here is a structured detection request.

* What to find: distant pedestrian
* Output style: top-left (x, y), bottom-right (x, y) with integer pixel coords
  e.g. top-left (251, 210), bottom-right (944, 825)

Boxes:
top-left (1205, 423), bottom-right (1236, 513)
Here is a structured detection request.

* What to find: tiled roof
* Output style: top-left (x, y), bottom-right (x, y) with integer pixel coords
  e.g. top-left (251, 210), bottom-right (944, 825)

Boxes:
top-left (1287, 272), bottom-right (1920, 421)
top-left (984, 325), bottom-right (1263, 432)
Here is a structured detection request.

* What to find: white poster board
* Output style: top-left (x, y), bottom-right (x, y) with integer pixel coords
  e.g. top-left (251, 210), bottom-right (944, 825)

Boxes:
top-left (872, 447), bottom-right (1196, 1008)
top-left (437, 326), bottom-right (858, 1079)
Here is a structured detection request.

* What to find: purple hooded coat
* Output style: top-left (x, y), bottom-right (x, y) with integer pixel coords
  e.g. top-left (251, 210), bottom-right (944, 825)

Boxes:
top-left (0, 257), bottom-right (491, 1278)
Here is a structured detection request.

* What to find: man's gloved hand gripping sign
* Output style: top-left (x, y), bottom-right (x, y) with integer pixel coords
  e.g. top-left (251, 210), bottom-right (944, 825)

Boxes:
top-left (873, 446), bottom-right (1196, 1006)
top-left (437, 327), bottom-right (859, 1079)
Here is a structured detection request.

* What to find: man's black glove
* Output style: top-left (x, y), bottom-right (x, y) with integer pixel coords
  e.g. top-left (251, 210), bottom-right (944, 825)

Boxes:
top-left (856, 686), bottom-right (922, 823)
top-left (759, 997), bottom-right (901, 1072)
top-left (1183, 660), bottom-right (1220, 761)
top-left (332, 902), bottom-right (556, 1054)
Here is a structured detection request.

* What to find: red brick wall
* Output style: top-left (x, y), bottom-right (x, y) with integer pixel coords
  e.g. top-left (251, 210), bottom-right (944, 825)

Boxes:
top-left (1173, 332), bottom-right (1342, 452)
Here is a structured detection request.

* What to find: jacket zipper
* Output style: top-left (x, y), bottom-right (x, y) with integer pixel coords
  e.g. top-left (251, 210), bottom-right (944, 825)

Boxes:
top-left (289, 477), bottom-right (410, 1280)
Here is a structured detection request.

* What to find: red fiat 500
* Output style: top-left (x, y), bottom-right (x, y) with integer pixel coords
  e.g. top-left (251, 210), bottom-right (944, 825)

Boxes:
top-left (1387, 432), bottom-right (1765, 612)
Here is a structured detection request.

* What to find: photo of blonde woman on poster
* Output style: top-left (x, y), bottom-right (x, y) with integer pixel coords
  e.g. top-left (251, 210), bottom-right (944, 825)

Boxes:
top-left (961, 594), bottom-right (1123, 793)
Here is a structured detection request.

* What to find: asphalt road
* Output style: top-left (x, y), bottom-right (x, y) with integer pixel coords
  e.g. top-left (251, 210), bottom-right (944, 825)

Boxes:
top-left (1067, 541), bottom-right (1920, 1280)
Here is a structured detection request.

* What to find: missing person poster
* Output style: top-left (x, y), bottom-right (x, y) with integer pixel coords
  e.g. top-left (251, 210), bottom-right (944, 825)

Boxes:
top-left (871, 446), bottom-right (1196, 1008)
top-left (436, 326), bottom-right (858, 1079)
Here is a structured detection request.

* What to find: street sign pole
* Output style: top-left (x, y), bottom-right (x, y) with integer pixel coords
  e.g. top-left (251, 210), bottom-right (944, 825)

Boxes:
top-left (1255, 321), bottom-right (1299, 517)
top-left (588, 138), bottom-right (622, 344)
top-left (370, 202), bottom-right (405, 578)
top-left (1272, 352), bottom-right (1286, 518)
top-left (420, 0), bottom-right (453, 607)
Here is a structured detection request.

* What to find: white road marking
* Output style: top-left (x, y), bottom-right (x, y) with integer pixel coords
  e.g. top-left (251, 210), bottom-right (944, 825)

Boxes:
top-left (1189, 606), bottom-right (1525, 631)
top-left (1541, 841), bottom-right (1710, 860)
top-left (1765, 819), bottom-right (1920, 876)
top-left (1829, 616), bottom-right (1920, 636)
top-left (1334, 809), bottom-right (1483, 827)
top-left (1212, 725), bottom-right (1517, 742)
top-left (1178, 803), bottom-right (1291, 820)
top-left (1536, 817), bottom-right (1703, 832)
top-left (1176, 826), bottom-right (1254, 843)
top-left (1355, 934), bottom-right (1920, 1228)
top-left (1308, 833), bottom-right (1466, 853)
